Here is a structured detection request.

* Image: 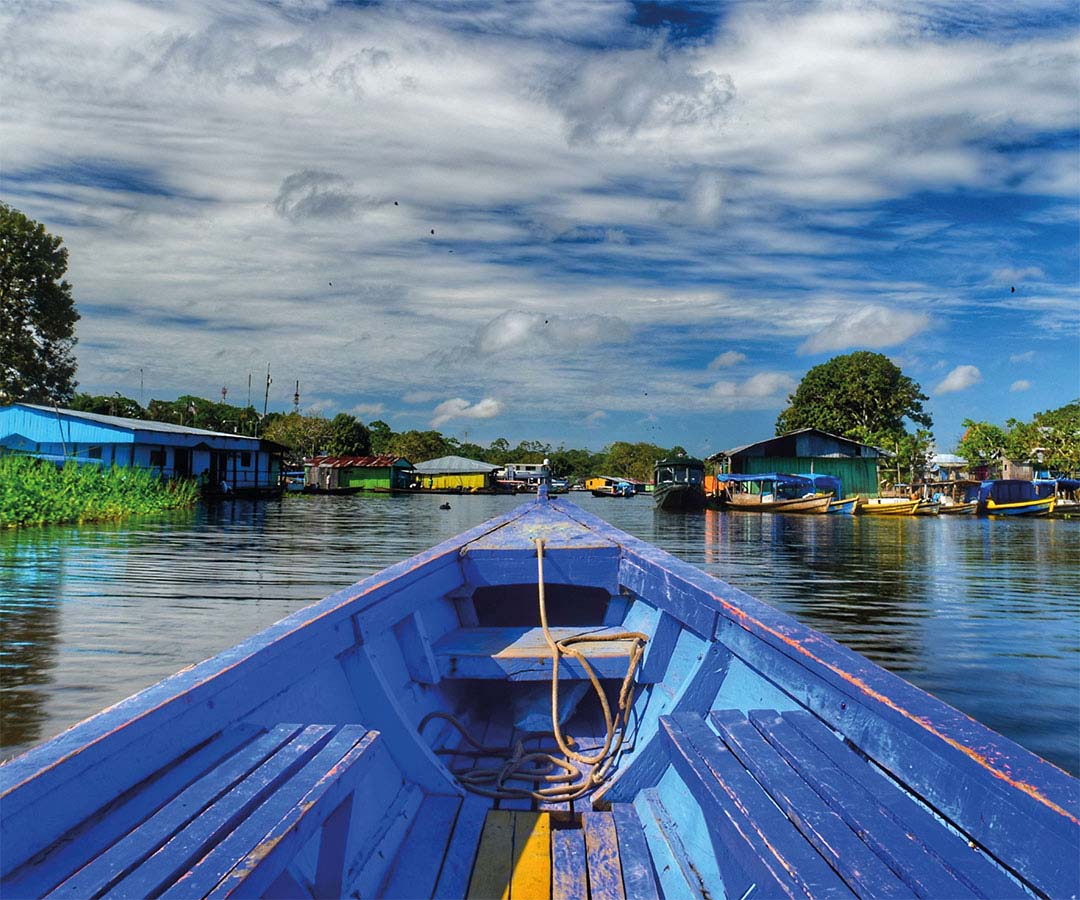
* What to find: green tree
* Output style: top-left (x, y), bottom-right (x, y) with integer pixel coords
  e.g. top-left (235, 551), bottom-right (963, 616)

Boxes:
top-left (882, 428), bottom-right (935, 487)
top-left (957, 419), bottom-right (1008, 474)
top-left (1005, 400), bottom-right (1080, 475)
top-left (70, 392), bottom-right (145, 419)
top-left (368, 420), bottom-right (394, 455)
top-left (263, 413), bottom-right (333, 462)
top-left (388, 430), bottom-right (450, 462)
top-left (776, 351), bottom-right (931, 442)
top-left (602, 441), bottom-right (673, 481)
top-left (326, 413), bottom-right (371, 456)
top-left (0, 203), bottom-right (80, 403)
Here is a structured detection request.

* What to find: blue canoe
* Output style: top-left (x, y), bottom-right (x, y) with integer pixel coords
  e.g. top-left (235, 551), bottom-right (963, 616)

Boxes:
top-left (2, 493), bottom-right (1077, 898)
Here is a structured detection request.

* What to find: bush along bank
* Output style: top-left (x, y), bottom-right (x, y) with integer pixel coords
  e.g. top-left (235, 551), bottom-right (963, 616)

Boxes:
top-left (0, 456), bottom-right (200, 527)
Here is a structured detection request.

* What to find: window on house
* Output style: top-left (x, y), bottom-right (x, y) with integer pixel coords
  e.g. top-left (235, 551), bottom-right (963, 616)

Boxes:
top-left (88, 447), bottom-right (102, 460)
top-left (150, 449), bottom-right (166, 468)
top-left (240, 452), bottom-right (252, 467)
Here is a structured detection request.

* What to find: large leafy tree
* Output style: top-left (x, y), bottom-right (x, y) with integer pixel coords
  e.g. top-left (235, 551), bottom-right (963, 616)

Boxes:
top-left (956, 419), bottom-right (1008, 472)
top-left (70, 392), bottom-right (145, 419)
top-left (775, 351), bottom-right (931, 442)
top-left (388, 430), bottom-right (451, 462)
top-left (0, 203), bottom-right (80, 403)
top-left (325, 413), bottom-right (371, 456)
top-left (263, 413), bottom-right (333, 462)
top-left (1005, 401), bottom-right (1080, 474)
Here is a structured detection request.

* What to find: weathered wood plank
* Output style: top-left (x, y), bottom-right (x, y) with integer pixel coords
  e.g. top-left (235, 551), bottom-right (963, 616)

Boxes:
top-left (633, 790), bottom-right (708, 900)
top-left (111, 725), bottom-right (336, 899)
top-left (751, 713), bottom-right (1019, 898)
top-left (467, 810), bottom-right (514, 900)
top-left (434, 794), bottom-right (491, 900)
top-left (583, 810), bottom-right (625, 900)
top-left (610, 803), bottom-right (660, 900)
top-left (551, 824), bottom-right (588, 900)
top-left (160, 727), bottom-right (381, 899)
top-left (44, 724), bottom-right (306, 899)
top-left (206, 725), bottom-right (376, 899)
top-left (0, 724), bottom-right (261, 899)
top-left (434, 626), bottom-right (641, 681)
top-left (661, 714), bottom-right (852, 899)
top-left (781, 708), bottom-right (1023, 898)
top-left (510, 811), bottom-right (551, 899)
top-left (380, 793), bottom-right (462, 900)
top-left (708, 710), bottom-right (917, 898)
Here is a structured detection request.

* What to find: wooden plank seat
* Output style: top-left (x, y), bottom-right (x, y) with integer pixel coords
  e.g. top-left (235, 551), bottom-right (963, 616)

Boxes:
top-left (660, 710), bottom-right (1027, 900)
top-left (35, 723), bottom-right (381, 900)
top-left (460, 806), bottom-right (660, 899)
top-left (433, 626), bottom-right (642, 681)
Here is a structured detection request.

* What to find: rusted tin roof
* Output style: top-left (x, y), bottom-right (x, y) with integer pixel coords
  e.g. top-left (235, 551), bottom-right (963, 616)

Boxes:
top-left (303, 455), bottom-right (411, 468)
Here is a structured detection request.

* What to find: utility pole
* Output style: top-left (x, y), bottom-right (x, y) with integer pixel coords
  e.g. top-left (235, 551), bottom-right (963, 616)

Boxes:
top-left (263, 363), bottom-right (272, 420)
top-left (293, 380), bottom-right (300, 414)
top-left (221, 385), bottom-right (228, 404)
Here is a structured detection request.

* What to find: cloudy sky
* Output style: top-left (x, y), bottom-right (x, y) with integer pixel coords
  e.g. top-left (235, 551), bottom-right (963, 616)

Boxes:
top-left (3, 0), bottom-right (1077, 454)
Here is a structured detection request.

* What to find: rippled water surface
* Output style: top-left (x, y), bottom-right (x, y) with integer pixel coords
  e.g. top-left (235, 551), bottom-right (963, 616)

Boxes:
top-left (2, 492), bottom-right (1078, 774)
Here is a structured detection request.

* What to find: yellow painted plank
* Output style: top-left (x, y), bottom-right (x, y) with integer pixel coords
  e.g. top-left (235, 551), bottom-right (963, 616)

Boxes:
top-left (510, 812), bottom-right (552, 900)
top-left (468, 810), bottom-right (514, 900)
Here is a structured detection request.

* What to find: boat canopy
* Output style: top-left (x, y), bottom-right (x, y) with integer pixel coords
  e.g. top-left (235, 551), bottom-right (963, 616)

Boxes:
top-left (654, 457), bottom-right (704, 486)
top-left (978, 479), bottom-right (1039, 503)
top-left (716, 472), bottom-right (839, 500)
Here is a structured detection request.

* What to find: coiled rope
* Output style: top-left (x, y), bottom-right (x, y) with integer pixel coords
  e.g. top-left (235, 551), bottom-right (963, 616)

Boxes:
top-left (419, 537), bottom-right (648, 801)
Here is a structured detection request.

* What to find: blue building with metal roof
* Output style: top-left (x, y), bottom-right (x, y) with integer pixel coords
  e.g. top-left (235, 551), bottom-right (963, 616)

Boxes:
top-left (0, 404), bottom-right (282, 495)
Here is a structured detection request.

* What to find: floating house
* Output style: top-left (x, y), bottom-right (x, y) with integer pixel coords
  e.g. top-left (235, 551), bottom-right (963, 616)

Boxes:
top-left (0, 403), bottom-right (282, 496)
top-left (412, 455), bottom-right (500, 492)
top-left (708, 428), bottom-right (887, 497)
top-left (496, 461), bottom-right (550, 492)
top-left (303, 455), bottom-right (414, 492)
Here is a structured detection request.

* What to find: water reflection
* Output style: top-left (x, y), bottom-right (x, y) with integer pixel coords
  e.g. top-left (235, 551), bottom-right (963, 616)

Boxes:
top-left (1, 493), bottom-right (1077, 776)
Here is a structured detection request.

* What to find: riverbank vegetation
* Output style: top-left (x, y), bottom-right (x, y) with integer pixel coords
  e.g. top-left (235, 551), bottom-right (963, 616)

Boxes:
top-left (0, 456), bottom-right (199, 527)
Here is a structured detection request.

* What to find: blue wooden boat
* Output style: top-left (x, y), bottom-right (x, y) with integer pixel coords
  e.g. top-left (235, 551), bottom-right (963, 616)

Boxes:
top-left (2, 492), bottom-right (1076, 899)
top-left (977, 479), bottom-right (1056, 517)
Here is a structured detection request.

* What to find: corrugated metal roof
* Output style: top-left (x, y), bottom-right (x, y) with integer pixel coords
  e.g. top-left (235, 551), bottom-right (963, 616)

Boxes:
top-left (304, 455), bottom-right (410, 468)
top-left (413, 455), bottom-right (499, 474)
top-left (16, 403), bottom-right (255, 441)
top-left (707, 428), bottom-right (886, 461)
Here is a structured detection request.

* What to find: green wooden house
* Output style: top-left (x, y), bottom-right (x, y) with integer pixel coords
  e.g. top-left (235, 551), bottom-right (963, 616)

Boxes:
top-left (303, 455), bottom-right (414, 492)
top-left (707, 429), bottom-right (887, 497)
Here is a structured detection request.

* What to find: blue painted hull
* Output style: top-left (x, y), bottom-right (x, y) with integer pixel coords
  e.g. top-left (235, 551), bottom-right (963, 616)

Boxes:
top-left (1, 496), bottom-right (1076, 898)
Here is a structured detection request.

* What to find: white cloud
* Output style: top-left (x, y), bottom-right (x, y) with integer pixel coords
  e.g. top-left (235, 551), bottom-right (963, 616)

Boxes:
top-left (935, 365), bottom-right (982, 394)
top-left (708, 350), bottom-right (747, 369)
top-left (1010, 379), bottom-right (1032, 392)
top-left (798, 305), bottom-right (931, 355)
top-left (472, 310), bottom-right (629, 356)
top-left (1009, 350), bottom-right (1036, 363)
top-left (992, 266), bottom-right (1045, 284)
top-left (349, 402), bottom-right (385, 417)
top-left (585, 410), bottom-right (607, 424)
top-left (709, 372), bottom-right (796, 411)
top-left (430, 397), bottom-right (504, 428)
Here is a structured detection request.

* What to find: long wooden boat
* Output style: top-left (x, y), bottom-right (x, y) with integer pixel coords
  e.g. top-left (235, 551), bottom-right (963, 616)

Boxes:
top-left (653, 456), bottom-right (706, 511)
top-left (2, 493), bottom-right (1076, 899)
top-left (855, 497), bottom-right (920, 516)
top-left (714, 474), bottom-right (833, 514)
top-left (721, 492), bottom-right (833, 514)
top-left (939, 500), bottom-right (977, 515)
top-left (914, 500), bottom-right (941, 516)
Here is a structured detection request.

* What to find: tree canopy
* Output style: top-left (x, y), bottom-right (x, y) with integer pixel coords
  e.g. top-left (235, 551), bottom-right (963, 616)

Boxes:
top-left (0, 203), bottom-right (80, 403)
top-left (776, 351), bottom-right (931, 443)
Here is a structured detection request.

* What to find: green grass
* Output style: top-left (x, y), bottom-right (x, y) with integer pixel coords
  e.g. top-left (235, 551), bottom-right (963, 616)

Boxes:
top-left (0, 456), bottom-right (200, 527)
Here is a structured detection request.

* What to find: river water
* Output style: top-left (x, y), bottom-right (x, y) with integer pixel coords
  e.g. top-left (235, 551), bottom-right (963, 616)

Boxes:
top-left (2, 492), bottom-right (1078, 775)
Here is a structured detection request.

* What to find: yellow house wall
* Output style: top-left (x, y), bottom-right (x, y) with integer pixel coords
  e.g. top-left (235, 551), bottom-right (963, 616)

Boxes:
top-left (424, 473), bottom-right (488, 490)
